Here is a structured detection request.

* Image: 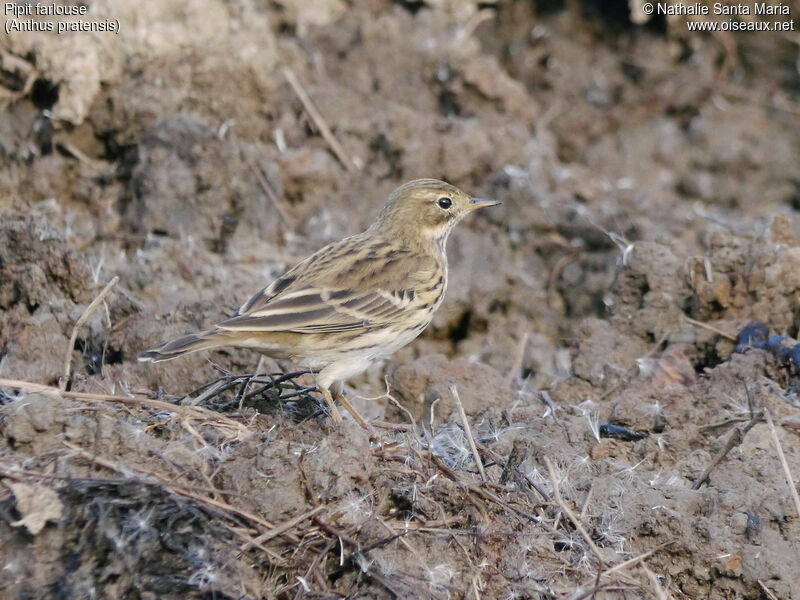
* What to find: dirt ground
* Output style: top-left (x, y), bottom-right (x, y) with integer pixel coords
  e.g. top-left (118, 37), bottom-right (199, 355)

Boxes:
top-left (2, 0), bottom-right (800, 598)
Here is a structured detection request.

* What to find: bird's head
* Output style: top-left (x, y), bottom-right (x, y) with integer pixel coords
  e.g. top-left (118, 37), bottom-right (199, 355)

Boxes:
top-left (373, 179), bottom-right (500, 247)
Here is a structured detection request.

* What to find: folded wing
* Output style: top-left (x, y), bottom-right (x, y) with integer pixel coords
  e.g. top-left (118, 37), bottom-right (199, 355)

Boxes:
top-left (221, 236), bottom-right (440, 334)
top-left (218, 287), bottom-right (418, 333)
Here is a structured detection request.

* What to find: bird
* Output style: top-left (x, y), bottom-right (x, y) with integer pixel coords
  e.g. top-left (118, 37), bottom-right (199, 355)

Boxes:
top-left (139, 179), bottom-right (500, 428)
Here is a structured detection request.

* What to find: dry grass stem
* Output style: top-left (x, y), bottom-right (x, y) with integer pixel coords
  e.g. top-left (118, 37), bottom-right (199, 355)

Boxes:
top-left (758, 579), bottom-right (780, 600)
top-left (63, 441), bottom-right (136, 477)
top-left (282, 67), bottom-right (359, 173)
top-left (62, 441), bottom-right (281, 533)
top-left (476, 440), bottom-right (550, 502)
top-left (470, 573), bottom-right (483, 600)
top-left (505, 330), bottom-right (529, 384)
top-left (641, 560), bottom-right (670, 600)
top-left (765, 409), bottom-right (800, 520)
top-left (372, 420), bottom-right (415, 431)
top-left (0, 378), bottom-right (248, 438)
top-left (450, 384), bottom-right (487, 482)
top-left (599, 540), bottom-right (675, 578)
top-left (692, 410), bottom-right (762, 490)
top-left (0, 49), bottom-right (38, 99)
top-left (599, 332), bottom-right (670, 401)
top-left (169, 484), bottom-right (277, 530)
top-left (547, 253), bottom-right (578, 311)
top-left (53, 135), bottom-right (109, 171)
top-left (498, 438), bottom-right (528, 486)
top-left (238, 505), bottom-right (325, 553)
top-left (580, 484), bottom-right (593, 520)
top-left (388, 395), bottom-right (418, 429)
top-left (570, 583), bottom-right (634, 600)
top-left (683, 316), bottom-right (736, 341)
top-left (543, 455), bottom-right (605, 565)
top-left (457, 8), bottom-right (495, 39)
top-left (698, 416), bottom-right (752, 431)
top-left (60, 275), bottom-right (119, 390)
top-left (243, 151), bottom-right (292, 225)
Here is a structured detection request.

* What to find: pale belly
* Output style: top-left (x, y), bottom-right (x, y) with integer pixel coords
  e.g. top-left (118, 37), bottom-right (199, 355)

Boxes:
top-left (304, 320), bottom-right (430, 369)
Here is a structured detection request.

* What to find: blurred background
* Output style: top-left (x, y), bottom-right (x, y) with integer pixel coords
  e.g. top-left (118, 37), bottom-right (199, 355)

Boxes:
top-left (2, 1), bottom-right (800, 598)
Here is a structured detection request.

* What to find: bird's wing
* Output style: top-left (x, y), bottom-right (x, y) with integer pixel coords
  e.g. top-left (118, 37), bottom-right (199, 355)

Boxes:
top-left (218, 286), bottom-right (423, 333)
top-left (219, 236), bottom-right (440, 334)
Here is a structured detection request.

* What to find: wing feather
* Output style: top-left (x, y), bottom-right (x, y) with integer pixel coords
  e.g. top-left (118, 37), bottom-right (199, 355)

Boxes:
top-left (222, 234), bottom-right (441, 335)
top-left (219, 288), bottom-right (413, 333)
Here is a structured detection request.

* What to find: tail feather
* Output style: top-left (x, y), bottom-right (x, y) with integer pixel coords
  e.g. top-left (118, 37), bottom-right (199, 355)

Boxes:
top-left (138, 329), bottom-right (228, 363)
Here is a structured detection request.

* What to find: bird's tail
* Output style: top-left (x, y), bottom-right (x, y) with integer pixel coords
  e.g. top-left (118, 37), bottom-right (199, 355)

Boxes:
top-left (138, 328), bottom-right (231, 363)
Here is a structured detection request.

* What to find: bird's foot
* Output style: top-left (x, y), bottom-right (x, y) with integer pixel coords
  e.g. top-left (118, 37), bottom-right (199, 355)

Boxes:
top-left (319, 387), bottom-right (343, 424)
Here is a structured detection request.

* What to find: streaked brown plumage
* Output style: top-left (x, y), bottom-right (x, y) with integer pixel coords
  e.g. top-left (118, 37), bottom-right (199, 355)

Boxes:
top-left (139, 179), bottom-right (499, 427)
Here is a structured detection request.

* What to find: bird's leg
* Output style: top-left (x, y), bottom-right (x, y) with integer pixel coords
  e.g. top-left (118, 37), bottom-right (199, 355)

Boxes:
top-left (332, 388), bottom-right (374, 433)
top-left (317, 371), bottom-right (372, 431)
top-left (319, 386), bottom-right (343, 423)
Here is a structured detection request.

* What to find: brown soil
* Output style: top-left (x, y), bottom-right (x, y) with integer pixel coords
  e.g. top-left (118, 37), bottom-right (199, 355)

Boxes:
top-left (2, 1), bottom-right (800, 598)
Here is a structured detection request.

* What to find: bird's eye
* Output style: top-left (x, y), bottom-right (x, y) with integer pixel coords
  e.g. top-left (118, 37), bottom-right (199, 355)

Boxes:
top-left (437, 197), bottom-right (452, 210)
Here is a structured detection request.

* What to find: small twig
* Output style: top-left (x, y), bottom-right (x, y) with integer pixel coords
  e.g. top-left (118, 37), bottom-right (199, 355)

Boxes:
top-left (758, 579), bottom-right (780, 600)
top-left (547, 253), bottom-right (578, 311)
top-left (225, 526), bottom-right (288, 566)
top-left (372, 420), bottom-right (415, 431)
top-left (389, 396), bottom-right (418, 429)
top-left (468, 484), bottom-right (540, 524)
top-left (765, 409), bottom-right (800, 520)
top-left (374, 513), bottom-right (422, 557)
top-left (170, 485), bottom-right (276, 530)
top-left (599, 540), bottom-right (676, 578)
top-left (637, 560), bottom-right (669, 600)
top-left (641, 560), bottom-right (670, 600)
top-left (580, 484), bottom-right (594, 520)
top-left (282, 67), bottom-right (359, 172)
top-left (470, 573), bottom-right (483, 600)
top-left (181, 419), bottom-right (211, 450)
top-left (429, 396), bottom-right (440, 433)
top-left (698, 416), bottom-right (751, 431)
top-left (457, 7), bottom-right (495, 40)
top-left (591, 568), bottom-right (602, 600)
top-left (744, 382), bottom-right (756, 417)
top-left (62, 441), bottom-right (281, 534)
top-left (60, 276), bottom-right (119, 390)
top-left (543, 456), bottom-right (605, 565)
top-left (187, 377), bottom-right (240, 406)
top-left (505, 331), bottom-right (529, 385)
top-left (238, 505), bottom-right (325, 553)
top-left (450, 384), bottom-right (486, 482)
top-left (571, 584), bottom-right (635, 600)
top-left (0, 49), bottom-right (38, 98)
top-left (54, 136), bottom-right (108, 171)
top-left (683, 316), bottom-right (736, 341)
top-left (499, 438), bottom-right (528, 486)
top-left (598, 332), bottom-right (670, 401)
top-left (0, 378), bottom-right (246, 433)
top-left (63, 440), bottom-right (136, 477)
top-left (692, 410), bottom-right (762, 490)
top-left (475, 440), bottom-right (550, 502)
top-left (243, 151), bottom-right (292, 225)
top-left (236, 373), bottom-right (258, 411)
top-left (0, 464), bottom-right (247, 501)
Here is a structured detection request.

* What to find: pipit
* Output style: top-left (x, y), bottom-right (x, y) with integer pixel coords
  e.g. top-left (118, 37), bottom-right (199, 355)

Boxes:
top-left (139, 179), bottom-right (499, 428)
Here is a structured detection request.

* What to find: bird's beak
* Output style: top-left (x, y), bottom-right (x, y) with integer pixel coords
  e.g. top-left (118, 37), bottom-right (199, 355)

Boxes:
top-left (465, 197), bottom-right (501, 211)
